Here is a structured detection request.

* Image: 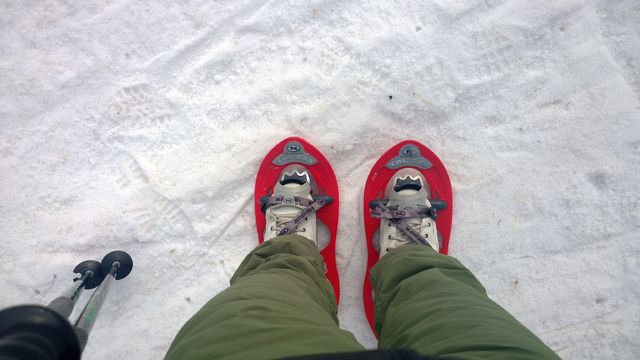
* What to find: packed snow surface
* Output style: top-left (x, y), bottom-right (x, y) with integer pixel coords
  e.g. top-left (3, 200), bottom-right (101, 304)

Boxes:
top-left (1, 0), bottom-right (639, 359)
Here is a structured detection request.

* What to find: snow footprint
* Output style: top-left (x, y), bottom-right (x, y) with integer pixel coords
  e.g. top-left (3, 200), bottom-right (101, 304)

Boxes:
top-left (129, 193), bottom-right (189, 243)
top-left (100, 83), bottom-right (189, 155)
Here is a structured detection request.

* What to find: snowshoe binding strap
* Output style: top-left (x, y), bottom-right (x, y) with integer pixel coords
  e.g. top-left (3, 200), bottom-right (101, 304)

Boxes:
top-left (275, 198), bottom-right (330, 236)
top-left (371, 203), bottom-right (442, 247)
top-left (371, 205), bottom-right (437, 220)
top-left (260, 195), bottom-right (333, 236)
top-left (260, 194), bottom-right (333, 213)
top-left (263, 195), bottom-right (315, 208)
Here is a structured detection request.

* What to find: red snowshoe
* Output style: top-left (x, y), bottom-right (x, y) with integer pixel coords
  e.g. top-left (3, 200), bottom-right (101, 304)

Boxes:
top-left (363, 140), bottom-right (453, 335)
top-left (255, 137), bottom-right (341, 301)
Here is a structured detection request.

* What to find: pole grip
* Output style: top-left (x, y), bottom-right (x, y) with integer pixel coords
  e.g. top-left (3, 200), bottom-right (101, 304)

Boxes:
top-left (0, 305), bottom-right (80, 360)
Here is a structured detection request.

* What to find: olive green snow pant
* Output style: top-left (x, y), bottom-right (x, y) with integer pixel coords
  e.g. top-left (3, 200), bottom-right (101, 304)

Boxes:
top-left (165, 235), bottom-right (559, 360)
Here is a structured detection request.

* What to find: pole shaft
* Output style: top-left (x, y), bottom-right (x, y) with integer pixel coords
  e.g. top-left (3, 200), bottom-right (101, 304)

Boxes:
top-left (47, 271), bottom-right (91, 318)
top-left (74, 263), bottom-right (119, 351)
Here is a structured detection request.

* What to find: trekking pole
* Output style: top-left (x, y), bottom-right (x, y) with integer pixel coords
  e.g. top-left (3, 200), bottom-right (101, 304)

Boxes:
top-left (0, 258), bottom-right (106, 360)
top-left (48, 260), bottom-right (105, 319)
top-left (74, 250), bottom-right (133, 351)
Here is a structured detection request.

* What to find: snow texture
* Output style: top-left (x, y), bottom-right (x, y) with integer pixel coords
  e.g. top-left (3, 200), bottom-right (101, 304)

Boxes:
top-left (1, 0), bottom-right (639, 359)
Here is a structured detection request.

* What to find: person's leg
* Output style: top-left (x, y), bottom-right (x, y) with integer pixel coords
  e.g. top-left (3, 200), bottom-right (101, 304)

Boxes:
top-left (165, 235), bottom-right (363, 360)
top-left (372, 245), bottom-right (560, 360)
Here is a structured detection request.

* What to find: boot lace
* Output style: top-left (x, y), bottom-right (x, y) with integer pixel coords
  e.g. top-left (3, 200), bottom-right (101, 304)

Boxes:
top-left (271, 209), bottom-right (307, 234)
top-left (387, 218), bottom-right (425, 245)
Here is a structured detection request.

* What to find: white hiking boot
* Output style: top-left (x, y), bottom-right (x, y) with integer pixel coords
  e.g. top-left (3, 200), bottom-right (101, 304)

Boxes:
top-left (378, 168), bottom-right (440, 257)
top-left (263, 166), bottom-right (317, 245)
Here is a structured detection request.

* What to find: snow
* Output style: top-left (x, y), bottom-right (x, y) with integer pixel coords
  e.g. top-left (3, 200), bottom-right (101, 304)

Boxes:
top-left (1, 0), bottom-right (639, 358)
